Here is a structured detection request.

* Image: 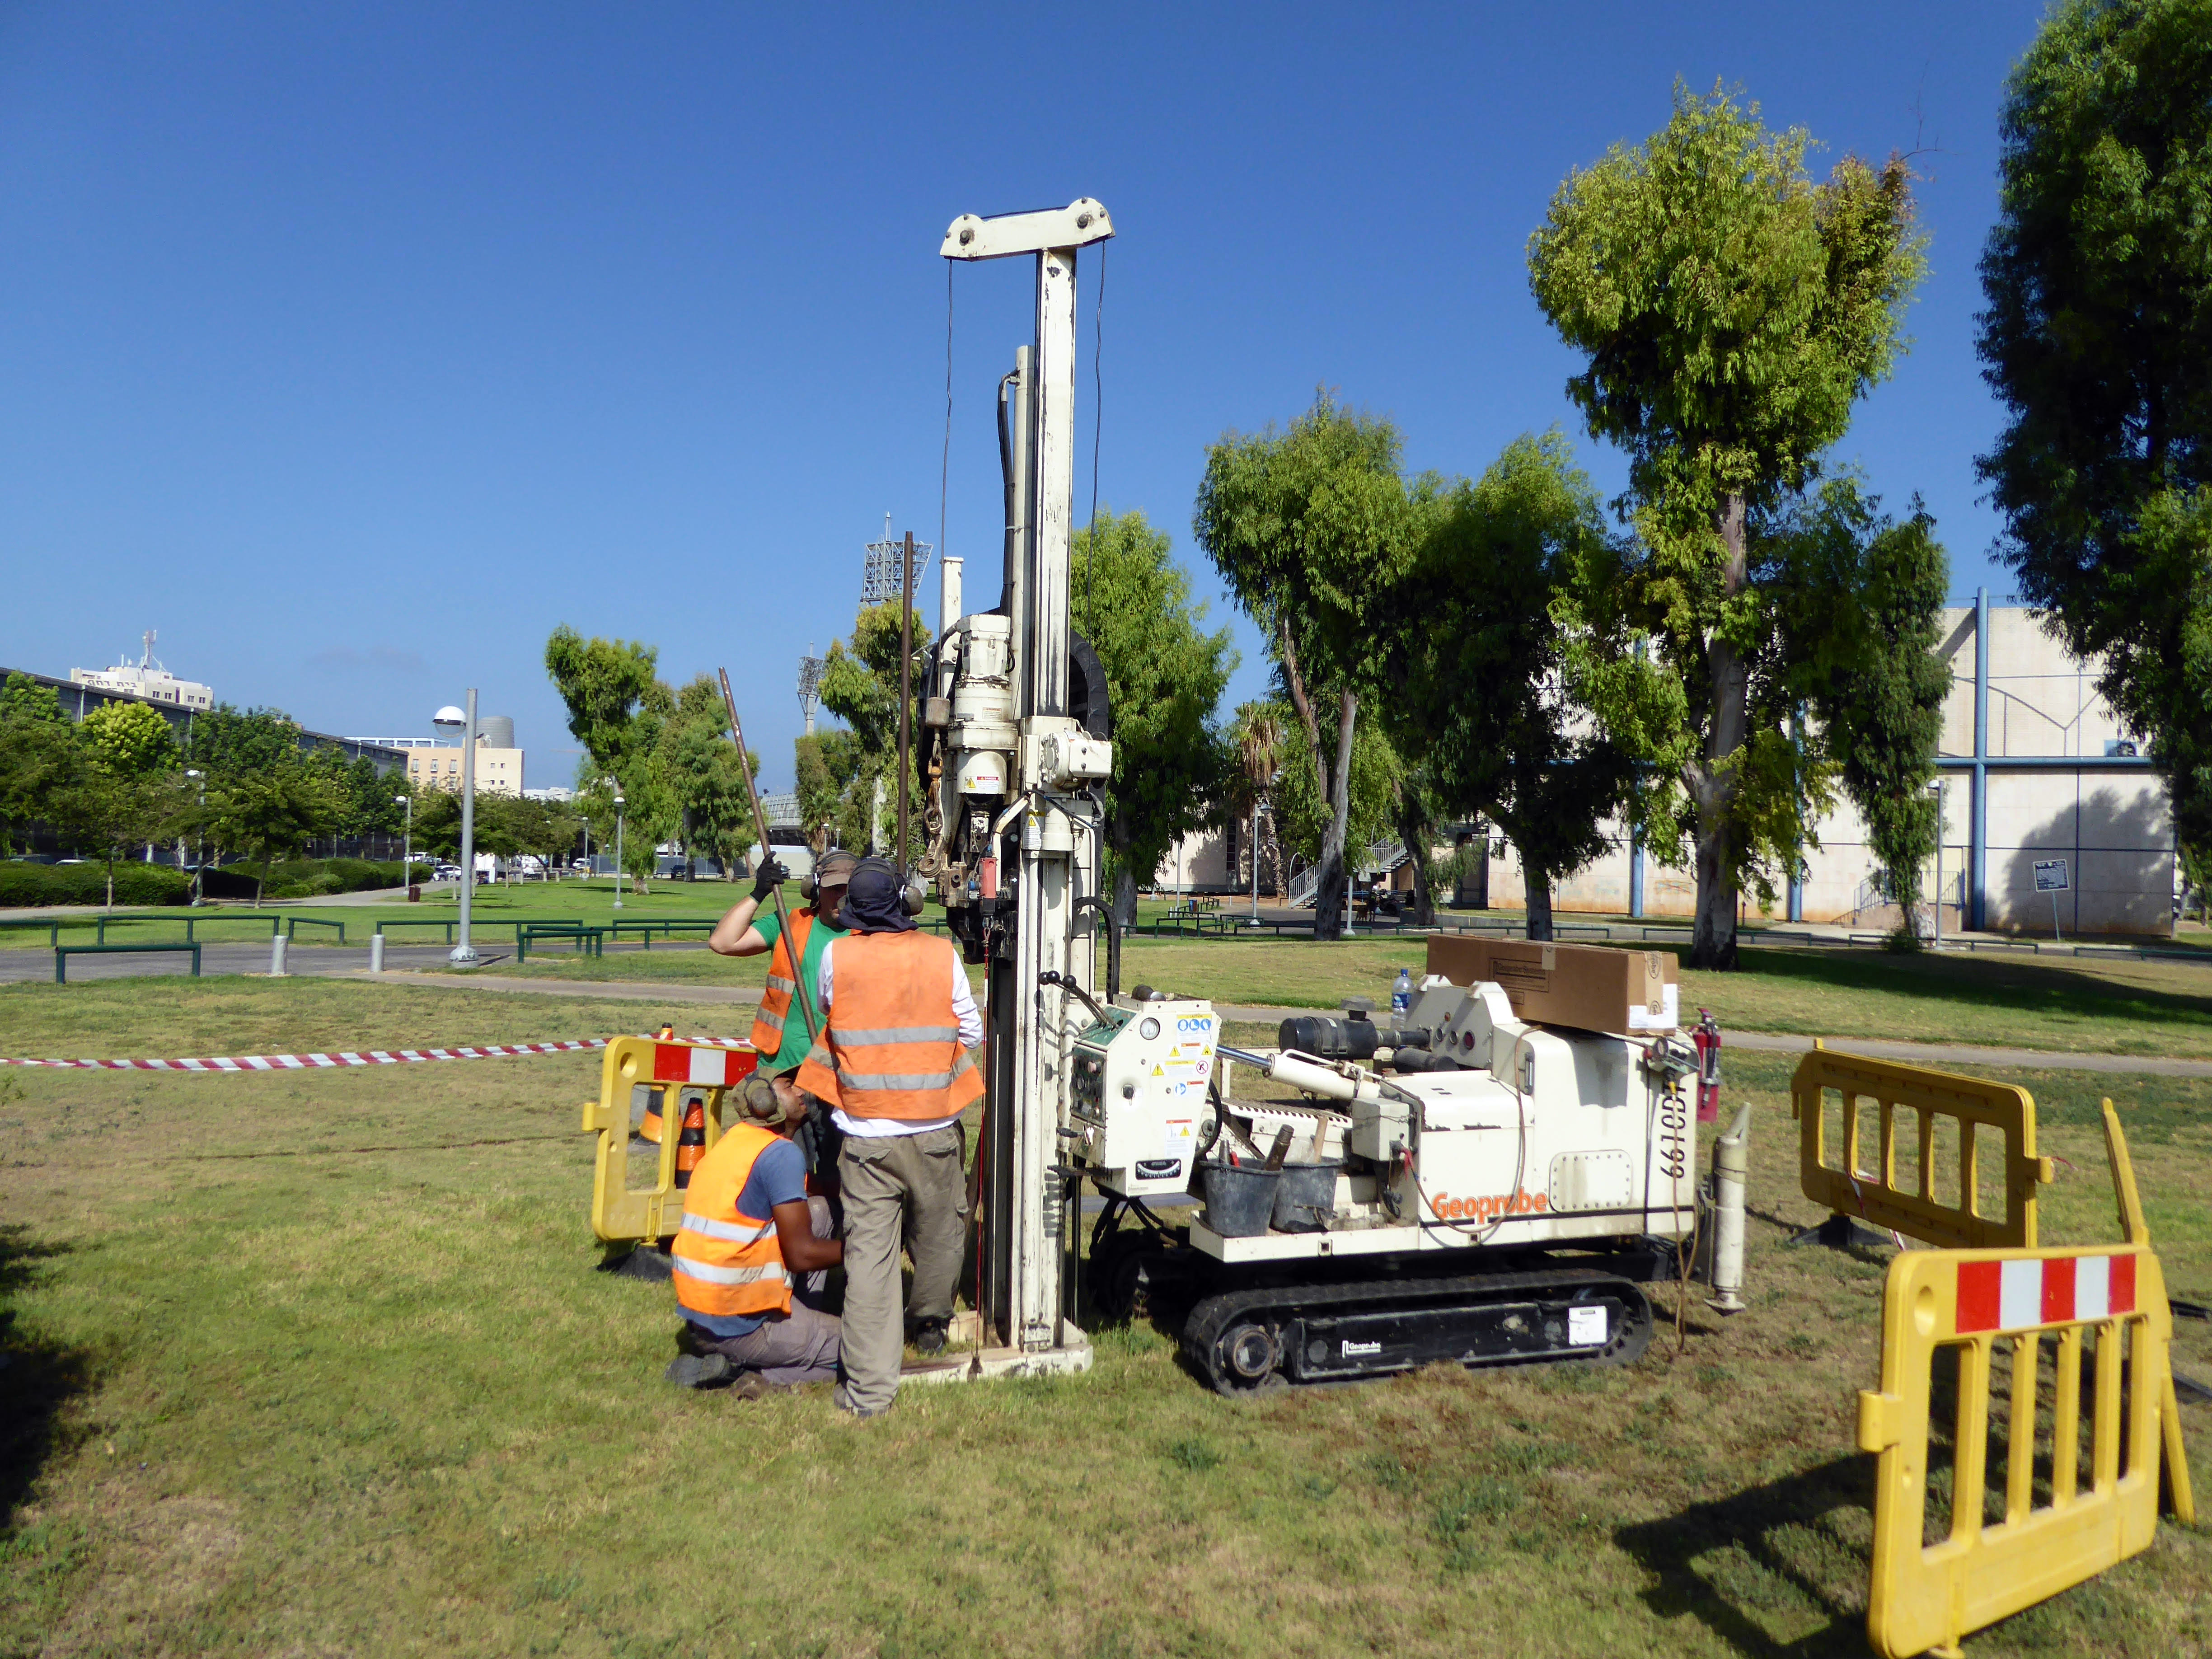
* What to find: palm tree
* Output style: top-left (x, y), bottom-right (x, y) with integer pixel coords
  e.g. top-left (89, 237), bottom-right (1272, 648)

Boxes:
top-left (1231, 703), bottom-right (1284, 908)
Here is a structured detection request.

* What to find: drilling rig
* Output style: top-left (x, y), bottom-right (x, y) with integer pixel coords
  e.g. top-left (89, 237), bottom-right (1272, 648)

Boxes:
top-left (919, 199), bottom-right (1744, 1393)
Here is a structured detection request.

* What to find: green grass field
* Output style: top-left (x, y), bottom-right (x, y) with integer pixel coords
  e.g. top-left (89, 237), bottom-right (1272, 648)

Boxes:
top-left (1, 977), bottom-right (2208, 1656)
top-left (470, 926), bottom-right (2212, 1063)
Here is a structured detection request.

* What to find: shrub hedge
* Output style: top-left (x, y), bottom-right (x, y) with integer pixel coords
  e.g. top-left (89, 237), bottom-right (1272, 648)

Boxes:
top-left (0, 858), bottom-right (429, 906)
top-left (0, 862), bottom-right (192, 907)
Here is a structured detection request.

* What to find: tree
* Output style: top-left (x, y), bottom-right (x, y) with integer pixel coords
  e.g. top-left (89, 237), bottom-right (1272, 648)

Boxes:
top-left (1391, 433), bottom-right (1637, 941)
top-left (1195, 395), bottom-right (1428, 937)
top-left (545, 628), bottom-right (676, 892)
top-left (1271, 705), bottom-right (1401, 879)
top-left (183, 705), bottom-right (301, 782)
top-left (1228, 702), bottom-right (1287, 900)
top-left (661, 675), bottom-right (759, 878)
top-left (1529, 83), bottom-right (1926, 966)
top-left (794, 731), bottom-right (862, 854)
top-left (207, 762), bottom-right (346, 905)
top-left (0, 673), bottom-right (74, 857)
top-left (1071, 509), bottom-right (1237, 924)
top-left (1976, 0), bottom-right (2212, 858)
top-left (817, 602), bottom-right (933, 861)
top-left (1777, 481), bottom-right (1951, 945)
top-left (80, 701), bottom-right (177, 778)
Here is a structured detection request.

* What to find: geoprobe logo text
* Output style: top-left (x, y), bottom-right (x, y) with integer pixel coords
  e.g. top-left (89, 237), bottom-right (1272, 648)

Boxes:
top-left (1429, 1189), bottom-right (1548, 1223)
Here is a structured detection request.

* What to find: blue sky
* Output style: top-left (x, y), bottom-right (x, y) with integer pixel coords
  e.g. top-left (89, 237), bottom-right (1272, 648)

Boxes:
top-left (0, 2), bottom-right (2048, 792)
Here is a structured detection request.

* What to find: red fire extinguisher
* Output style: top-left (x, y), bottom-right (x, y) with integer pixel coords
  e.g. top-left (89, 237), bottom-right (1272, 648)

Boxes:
top-left (1692, 1009), bottom-right (1722, 1124)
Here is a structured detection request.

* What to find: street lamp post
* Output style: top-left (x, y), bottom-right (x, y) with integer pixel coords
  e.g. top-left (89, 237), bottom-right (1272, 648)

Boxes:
top-left (185, 770), bottom-right (206, 905)
top-left (578, 816), bottom-right (590, 887)
top-left (394, 794), bottom-right (412, 890)
top-left (612, 789), bottom-right (625, 912)
top-left (435, 695), bottom-right (480, 965)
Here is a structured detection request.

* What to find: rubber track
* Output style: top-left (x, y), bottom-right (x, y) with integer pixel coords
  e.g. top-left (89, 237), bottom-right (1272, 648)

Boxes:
top-left (1182, 1265), bottom-right (1653, 1392)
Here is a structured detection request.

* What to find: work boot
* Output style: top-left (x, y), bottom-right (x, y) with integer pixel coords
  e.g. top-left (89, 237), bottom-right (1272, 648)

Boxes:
top-left (914, 1317), bottom-right (948, 1357)
top-left (665, 1353), bottom-right (733, 1389)
top-left (832, 1382), bottom-right (886, 1420)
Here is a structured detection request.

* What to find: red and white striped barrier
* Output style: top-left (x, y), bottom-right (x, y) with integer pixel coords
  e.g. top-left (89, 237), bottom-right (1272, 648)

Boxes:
top-left (0, 1034), bottom-right (750, 1073)
top-left (1955, 1251), bottom-right (2139, 1334)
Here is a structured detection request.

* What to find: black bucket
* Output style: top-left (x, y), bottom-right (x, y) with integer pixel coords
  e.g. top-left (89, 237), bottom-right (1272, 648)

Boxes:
top-left (1200, 1162), bottom-right (1283, 1237)
top-left (1270, 1161), bottom-right (1342, 1233)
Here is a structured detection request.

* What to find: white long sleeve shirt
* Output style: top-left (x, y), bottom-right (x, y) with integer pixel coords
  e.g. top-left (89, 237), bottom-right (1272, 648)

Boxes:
top-left (817, 936), bottom-right (982, 1138)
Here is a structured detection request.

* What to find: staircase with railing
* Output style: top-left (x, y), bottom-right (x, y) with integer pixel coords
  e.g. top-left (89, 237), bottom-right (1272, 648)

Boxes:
top-left (1287, 835), bottom-right (1411, 909)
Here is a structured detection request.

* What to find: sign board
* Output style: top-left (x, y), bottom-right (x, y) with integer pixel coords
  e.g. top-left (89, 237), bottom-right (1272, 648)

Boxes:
top-left (2033, 858), bottom-right (2070, 894)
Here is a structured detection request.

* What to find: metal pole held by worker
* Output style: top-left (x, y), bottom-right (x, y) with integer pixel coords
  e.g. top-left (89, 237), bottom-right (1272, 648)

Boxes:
top-left (896, 529), bottom-right (914, 876)
top-left (716, 668), bottom-right (819, 1046)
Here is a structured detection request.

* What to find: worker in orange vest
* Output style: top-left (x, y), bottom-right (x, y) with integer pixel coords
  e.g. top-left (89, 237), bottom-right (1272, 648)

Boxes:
top-left (710, 848), bottom-right (855, 1188)
top-left (665, 1072), bottom-right (844, 1396)
top-left (796, 857), bottom-right (979, 1419)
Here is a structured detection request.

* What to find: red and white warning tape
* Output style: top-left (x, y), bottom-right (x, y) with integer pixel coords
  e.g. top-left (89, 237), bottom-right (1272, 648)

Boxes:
top-left (0, 1034), bottom-right (751, 1073)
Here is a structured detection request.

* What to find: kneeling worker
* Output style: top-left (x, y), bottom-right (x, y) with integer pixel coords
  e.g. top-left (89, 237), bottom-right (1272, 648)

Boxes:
top-left (797, 857), bottom-right (979, 1420)
top-left (665, 1073), bottom-right (843, 1394)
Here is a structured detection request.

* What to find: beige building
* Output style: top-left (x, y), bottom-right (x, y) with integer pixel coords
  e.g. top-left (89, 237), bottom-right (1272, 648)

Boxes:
top-left (1158, 595), bottom-right (2173, 938)
top-left (404, 743), bottom-right (525, 799)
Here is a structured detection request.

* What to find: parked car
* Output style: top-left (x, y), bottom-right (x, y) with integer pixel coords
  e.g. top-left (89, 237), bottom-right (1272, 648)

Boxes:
top-left (432, 862), bottom-right (463, 882)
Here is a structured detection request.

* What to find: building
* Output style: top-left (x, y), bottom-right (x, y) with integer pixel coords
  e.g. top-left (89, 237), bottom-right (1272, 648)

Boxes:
top-left (1155, 593), bottom-right (2175, 937)
top-left (397, 741), bottom-right (525, 799)
top-left (69, 631), bottom-right (213, 711)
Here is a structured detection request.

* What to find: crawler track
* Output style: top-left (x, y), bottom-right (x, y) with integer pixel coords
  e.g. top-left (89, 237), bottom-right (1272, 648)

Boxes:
top-left (1181, 1267), bottom-right (1654, 1394)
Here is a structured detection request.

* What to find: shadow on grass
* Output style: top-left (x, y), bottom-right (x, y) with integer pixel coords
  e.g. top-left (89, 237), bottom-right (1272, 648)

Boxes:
top-left (1614, 1454), bottom-right (1877, 1658)
top-left (1732, 947), bottom-right (2212, 1040)
top-left (0, 1224), bottom-right (92, 1530)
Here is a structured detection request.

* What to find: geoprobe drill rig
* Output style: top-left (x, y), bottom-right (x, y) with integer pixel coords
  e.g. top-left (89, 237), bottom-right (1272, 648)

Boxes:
top-left (918, 197), bottom-right (1747, 1392)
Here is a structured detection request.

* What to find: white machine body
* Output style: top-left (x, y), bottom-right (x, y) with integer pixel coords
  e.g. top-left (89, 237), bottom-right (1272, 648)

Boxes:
top-left (1078, 978), bottom-right (1698, 1266)
top-left (1068, 1001), bottom-right (1218, 1198)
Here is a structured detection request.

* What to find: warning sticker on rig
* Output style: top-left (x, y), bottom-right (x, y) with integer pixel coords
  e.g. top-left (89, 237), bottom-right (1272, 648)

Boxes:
top-left (1567, 1305), bottom-right (1607, 1346)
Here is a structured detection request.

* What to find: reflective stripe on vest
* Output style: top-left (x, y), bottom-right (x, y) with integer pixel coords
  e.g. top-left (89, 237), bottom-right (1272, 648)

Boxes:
top-left (669, 1122), bottom-right (793, 1321)
top-left (748, 909), bottom-right (817, 1054)
top-left (793, 930), bottom-right (983, 1121)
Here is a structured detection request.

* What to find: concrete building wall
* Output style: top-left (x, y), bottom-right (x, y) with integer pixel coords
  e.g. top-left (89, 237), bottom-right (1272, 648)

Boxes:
top-left (404, 745), bottom-right (524, 798)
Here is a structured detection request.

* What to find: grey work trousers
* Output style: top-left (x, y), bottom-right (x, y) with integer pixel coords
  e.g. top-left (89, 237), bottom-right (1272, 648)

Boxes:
top-left (835, 1123), bottom-right (968, 1415)
top-left (684, 1195), bottom-right (841, 1388)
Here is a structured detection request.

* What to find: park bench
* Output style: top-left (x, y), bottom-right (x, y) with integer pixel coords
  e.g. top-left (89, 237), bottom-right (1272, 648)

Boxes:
top-left (54, 942), bottom-right (202, 983)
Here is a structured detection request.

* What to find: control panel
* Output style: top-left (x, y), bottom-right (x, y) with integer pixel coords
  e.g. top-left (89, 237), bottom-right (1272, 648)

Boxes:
top-left (1069, 998), bottom-right (1218, 1198)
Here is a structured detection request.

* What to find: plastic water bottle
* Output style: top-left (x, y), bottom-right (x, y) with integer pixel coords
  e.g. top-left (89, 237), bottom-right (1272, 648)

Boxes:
top-left (1391, 967), bottom-right (1412, 1031)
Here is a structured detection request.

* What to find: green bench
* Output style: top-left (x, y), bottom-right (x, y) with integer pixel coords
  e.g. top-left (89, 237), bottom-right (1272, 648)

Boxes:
top-left (54, 942), bottom-right (202, 983)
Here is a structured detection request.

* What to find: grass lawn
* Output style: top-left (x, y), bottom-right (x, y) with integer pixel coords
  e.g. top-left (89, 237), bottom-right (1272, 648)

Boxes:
top-left (2, 978), bottom-right (2208, 1656)
top-left (477, 931), bottom-right (2212, 1063)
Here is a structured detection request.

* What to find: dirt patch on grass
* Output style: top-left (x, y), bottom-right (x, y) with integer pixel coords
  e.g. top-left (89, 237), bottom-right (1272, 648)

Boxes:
top-left (39, 1492), bottom-right (242, 1657)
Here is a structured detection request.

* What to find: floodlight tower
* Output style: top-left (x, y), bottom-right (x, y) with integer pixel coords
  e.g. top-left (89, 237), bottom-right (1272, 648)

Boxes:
top-left (862, 514), bottom-right (933, 607)
top-left (797, 644), bottom-right (824, 737)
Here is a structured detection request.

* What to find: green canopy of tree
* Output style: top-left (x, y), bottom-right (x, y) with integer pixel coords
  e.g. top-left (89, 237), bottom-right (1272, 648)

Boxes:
top-left (0, 674), bottom-right (73, 857)
top-left (794, 731), bottom-right (863, 855)
top-left (1528, 82), bottom-right (1926, 967)
top-left (1773, 480), bottom-right (1951, 944)
top-left (1271, 701), bottom-right (1401, 874)
top-left (1976, 0), bottom-right (2212, 862)
top-left (80, 700), bottom-right (177, 778)
top-left (661, 675), bottom-right (759, 877)
top-left (183, 705), bottom-right (302, 783)
top-left (1390, 432), bottom-right (1637, 941)
top-left (1071, 508), bottom-right (1237, 923)
top-left (817, 601), bottom-right (933, 861)
top-left (205, 761), bottom-right (346, 906)
top-left (1195, 394), bottom-right (1428, 937)
top-left (546, 628), bottom-right (678, 890)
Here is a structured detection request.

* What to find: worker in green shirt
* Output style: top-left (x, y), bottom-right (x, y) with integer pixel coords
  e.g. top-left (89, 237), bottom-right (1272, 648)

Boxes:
top-left (711, 848), bottom-right (854, 1186)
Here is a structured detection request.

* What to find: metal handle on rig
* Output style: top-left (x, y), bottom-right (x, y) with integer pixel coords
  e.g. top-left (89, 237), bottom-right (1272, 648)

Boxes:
top-left (716, 666), bottom-right (820, 1048)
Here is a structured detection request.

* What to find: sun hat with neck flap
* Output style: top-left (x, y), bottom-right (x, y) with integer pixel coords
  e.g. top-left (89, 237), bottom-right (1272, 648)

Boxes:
top-left (836, 857), bottom-right (917, 935)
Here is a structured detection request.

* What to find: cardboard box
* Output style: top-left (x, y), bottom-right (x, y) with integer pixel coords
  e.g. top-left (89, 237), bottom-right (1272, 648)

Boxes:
top-left (1425, 937), bottom-right (1679, 1034)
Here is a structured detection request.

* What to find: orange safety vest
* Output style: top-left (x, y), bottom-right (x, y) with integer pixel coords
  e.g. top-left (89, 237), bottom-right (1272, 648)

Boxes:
top-left (795, 930), bottom-right (982, 1121)
top-left (749, 907), bottom-right (820, 1057)
top-left (669, 1123), bottom-right (794, 1322)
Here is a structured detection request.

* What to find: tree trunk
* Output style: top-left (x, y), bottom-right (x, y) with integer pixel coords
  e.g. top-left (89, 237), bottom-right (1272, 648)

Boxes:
top-left (1312, 689), bottom-right (1358, 942)
top-left (105, 855), bottom-right (115, 911)
top-left (1398, 797), bottom-right (1434, 927)
top-left (256, 847), bottom-right (272, 908)
top-left (1108, 810), bottom-right (1139, 930)
top-left (1690, 493), bottom-right (1751, 970)
top-left (1523, 864), bottom-right (1554, 942)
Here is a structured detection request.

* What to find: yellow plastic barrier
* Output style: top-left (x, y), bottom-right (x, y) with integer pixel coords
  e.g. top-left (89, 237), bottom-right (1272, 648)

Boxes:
top-left (579, 1036), bottom-right (757, 1244)
top-left (1855, 1104), bottom-right (2192, 1658)
top-left (1793, 1043), bottom-right (2053, 1249)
